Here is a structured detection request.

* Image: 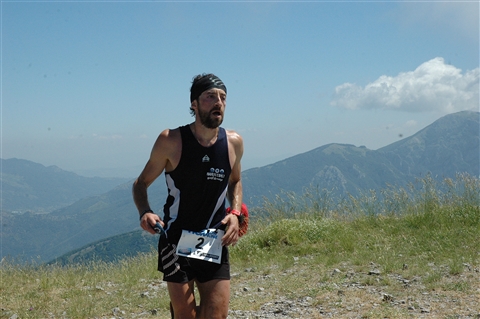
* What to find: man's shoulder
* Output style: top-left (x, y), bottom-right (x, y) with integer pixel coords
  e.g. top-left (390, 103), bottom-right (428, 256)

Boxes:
top-left (225, 129), bottom-right (243, 147)
top-left (154, 127), bottom-right (182, 150)
top-left (225, 128), bottom-right (242, 138)
top-left (159, 127), bottom-right (182, 138)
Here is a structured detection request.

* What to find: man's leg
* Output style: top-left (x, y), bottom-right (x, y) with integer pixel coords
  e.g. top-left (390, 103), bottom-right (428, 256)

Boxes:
top-left (167, 280), bottom-right (197, 319)
top-left (196, 279), bottom-right (230, 319)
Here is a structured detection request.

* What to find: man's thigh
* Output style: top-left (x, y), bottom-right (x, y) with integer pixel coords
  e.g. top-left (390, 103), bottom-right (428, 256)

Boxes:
top-left (167, 281), bottom-right (197, 319)
top-left (196, 279), bottom-right (230, 319)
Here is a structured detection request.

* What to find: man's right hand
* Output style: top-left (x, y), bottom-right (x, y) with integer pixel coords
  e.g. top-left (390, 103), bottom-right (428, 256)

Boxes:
top-left (140, 212), bottom-right (163, 234)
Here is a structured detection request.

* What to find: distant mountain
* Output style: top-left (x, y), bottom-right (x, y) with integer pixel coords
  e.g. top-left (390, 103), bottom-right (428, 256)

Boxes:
top-left (1, 178), bottom-right (167, 264)
top-left (379, 111), bottom-right (479, 178)
top-left (2, 111), bottom-right (478, 264)
top-left (242, 143), bottom-right (406, 206)
top-left (242, 111), bottom-right (479, 206)
top-left (1, 158), bottom-right (130, 212)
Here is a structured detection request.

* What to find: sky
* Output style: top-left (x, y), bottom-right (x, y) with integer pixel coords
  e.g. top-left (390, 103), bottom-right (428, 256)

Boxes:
top-left (1, 0), bottom-right (479, 178)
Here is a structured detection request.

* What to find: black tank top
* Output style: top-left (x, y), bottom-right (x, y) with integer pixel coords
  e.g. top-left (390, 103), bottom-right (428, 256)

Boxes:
top-left (162, 125), bottom-right (231, 243)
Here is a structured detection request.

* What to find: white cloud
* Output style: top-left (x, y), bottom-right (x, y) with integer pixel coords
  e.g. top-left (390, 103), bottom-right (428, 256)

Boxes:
top-left (331, 57), bottom-right (479, 113)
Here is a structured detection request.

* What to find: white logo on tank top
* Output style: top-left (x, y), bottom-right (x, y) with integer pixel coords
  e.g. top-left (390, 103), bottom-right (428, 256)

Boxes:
top-left (206, 167), bottom-right (225, 181)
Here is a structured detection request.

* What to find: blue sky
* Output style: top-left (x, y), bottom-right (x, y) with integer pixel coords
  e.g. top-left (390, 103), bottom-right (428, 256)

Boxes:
top-left (2, 1), bottom-right (479, 177)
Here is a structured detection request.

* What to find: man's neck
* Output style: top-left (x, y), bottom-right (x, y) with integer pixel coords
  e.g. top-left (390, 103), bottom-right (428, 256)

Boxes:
top-left (190, 122), bottom-right (219, 147)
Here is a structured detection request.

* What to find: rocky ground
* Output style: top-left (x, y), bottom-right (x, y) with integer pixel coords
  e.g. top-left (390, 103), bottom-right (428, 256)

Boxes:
top-left (105, 262), bottom-right (480, 319)
top-left (225, 262), bottom-right (480, 319)
top-left (7, 261), bottom-right (477, 319)
top-left (117, 264), bottom-right (479, 319)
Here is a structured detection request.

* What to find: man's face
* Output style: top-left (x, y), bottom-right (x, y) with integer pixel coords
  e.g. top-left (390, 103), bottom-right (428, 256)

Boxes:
top-left (195, 88), bottom-right (227, 129)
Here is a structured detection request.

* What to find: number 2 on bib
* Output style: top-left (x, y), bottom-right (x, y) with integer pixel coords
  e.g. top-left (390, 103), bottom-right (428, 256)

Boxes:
top-left (195, 237), bottom-right (205, 249)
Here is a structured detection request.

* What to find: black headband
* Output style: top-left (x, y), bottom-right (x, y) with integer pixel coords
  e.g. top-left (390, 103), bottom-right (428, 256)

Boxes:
top-left (190, 75), bottom-right (227, 102)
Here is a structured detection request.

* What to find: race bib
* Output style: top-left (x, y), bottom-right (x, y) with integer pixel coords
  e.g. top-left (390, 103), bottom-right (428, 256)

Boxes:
top-left (176, 229), bottom-right (224, 264)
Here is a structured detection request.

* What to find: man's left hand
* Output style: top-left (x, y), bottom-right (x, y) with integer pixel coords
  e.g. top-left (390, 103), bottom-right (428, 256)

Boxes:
top-left (220, 213), bottom-right (239, 246)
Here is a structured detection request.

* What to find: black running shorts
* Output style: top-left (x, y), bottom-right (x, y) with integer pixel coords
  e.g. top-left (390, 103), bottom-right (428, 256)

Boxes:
top-left (158, 240), bottom-right (230, 283)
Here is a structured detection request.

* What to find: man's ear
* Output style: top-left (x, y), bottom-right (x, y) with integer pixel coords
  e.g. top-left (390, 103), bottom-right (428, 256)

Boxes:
top-left (191, 100), bottom-right (198, 112)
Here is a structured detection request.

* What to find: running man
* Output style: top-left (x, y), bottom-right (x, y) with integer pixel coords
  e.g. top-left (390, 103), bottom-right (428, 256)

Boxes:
top-left (132, 73), bottom-right (244, 319)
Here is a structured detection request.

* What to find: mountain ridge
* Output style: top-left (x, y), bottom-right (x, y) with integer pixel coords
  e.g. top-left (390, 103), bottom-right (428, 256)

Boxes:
top-left (2, 111), bottom-right (478, 264)
top-left (1, 158), bottom-right (130, 212)
top-left (242, 111), bottom-right (479, 206)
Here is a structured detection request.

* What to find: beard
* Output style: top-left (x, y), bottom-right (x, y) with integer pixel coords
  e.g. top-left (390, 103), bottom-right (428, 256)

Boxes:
top-left (198, 106), bottom-right (223, 129)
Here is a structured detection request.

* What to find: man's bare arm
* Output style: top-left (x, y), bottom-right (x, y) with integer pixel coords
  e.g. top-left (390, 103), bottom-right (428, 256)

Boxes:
top-left (222, 131), bottom-right (244, 245)
top-left (132, 128), bottom-right (179, 233)
top-left (228, 131), bottom-right (244, 206)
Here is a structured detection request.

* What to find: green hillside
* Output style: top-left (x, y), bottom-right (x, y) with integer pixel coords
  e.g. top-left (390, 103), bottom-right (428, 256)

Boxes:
top-left (1, 180), bottom-right (167, 264)
top-left (1, 174), bottom-right (478, 319)
top-left (51, 173), bottom-right (479, 266)
top-left (50, 230), bottom-right (158, 265)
